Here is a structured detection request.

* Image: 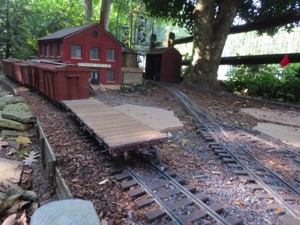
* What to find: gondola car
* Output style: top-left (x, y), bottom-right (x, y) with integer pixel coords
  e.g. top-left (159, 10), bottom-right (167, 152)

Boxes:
top-left (1, 59), bottom-right (91, 101)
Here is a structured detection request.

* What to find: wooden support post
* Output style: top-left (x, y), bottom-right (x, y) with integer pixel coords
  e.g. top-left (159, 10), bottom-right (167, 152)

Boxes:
top-left (168, 32), bottom-right (175, 47)
top-left (150, 34), bottom-right (157, 50)
top-left (40, 137), bottom-right (46, 168)
top-left (34, 124), bottom-right (40, 144)
top-left (47, 160), bottom-right (56, 191)
top-left (55, 167), bottom-right (74, 199)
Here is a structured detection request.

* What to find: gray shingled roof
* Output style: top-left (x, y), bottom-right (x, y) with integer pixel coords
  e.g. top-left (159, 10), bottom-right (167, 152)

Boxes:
top-left (38, 24), bottom-right (95, 41)
top-left (38, 23), bottom-right (125, 47)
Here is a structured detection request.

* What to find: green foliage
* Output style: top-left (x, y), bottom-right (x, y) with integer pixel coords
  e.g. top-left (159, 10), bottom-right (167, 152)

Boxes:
top-left (143, 0), bottom-right (300, 34)
top-left (0, 0), bottom-right (94, 60)
top-left (223, 64), bottom-right (300, 102)
top-left (143, 0), bottom-right (194, 33)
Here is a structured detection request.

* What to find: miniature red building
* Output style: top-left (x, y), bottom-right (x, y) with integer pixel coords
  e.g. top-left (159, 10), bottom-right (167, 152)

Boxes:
top-left (145, 47), bottom-right (182, 83)
top-left (38, 23), bottom-right (123, 89)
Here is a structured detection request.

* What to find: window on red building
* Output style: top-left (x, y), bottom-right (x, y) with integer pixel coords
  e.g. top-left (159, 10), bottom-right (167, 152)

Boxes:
top-left (106, 48), bottom-right (116, 61)
top-left (71, 45), bottom-right (82, 58)
top-left (46, 45), bottom-right (49, 56)
top-left (90, 47), bottom-right (99, 60)
top-left (106, 70), bottom-right (115, 82)
top-left (40, 45), bottom-right (43, 56)
top-left (51, 44), bottom-right (55, 57)
top-left (57, 44), bottom-right (61, 57)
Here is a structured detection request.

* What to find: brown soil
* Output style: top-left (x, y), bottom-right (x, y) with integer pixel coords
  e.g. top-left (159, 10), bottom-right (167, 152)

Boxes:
top-left (2, 82), bottom-right (300, 224)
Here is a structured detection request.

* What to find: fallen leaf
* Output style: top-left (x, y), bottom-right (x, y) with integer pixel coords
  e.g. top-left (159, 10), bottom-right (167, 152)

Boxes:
top-left (6, 200), bottom-right (30, 215)
top-left (212, 171), bottom-right (221, 175)
top-left (71, 178), bottom-right (79, 183)
top-left (5, 148), bottom-right (16, 156)
top-left (2, 213), bottom-right (17, 225)
top-left (23, 176), bottom-right (33, 190)
top-left (275, 208), bottom-right (283, 215)
top-left (98, 179), bottom-right (109, 185)
top-left (179, 138), bottom-right (190, 144)
top-left (15, 136), bottom-right (31, 146)
top-left (23, 169), bottom-right (33, 175)
top-left (0, 184), bottom-right (9, 193)
top-left (17, 210), bottom-right (28, 225)
top-left (233, 200), bottom-right (243, 207)
top-left (23, 151), bottom-right (39, 166)
top-left (0, 138), bottom-right (9, 151)
top-left (100, 219), bottom-right (109, 225)
top-left (6, 178), bottom-right (19, 184)
top-left (0, 191), bottom-right (23, 214)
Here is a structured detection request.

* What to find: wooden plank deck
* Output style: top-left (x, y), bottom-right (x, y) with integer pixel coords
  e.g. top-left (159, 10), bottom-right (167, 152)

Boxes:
top-left (62, 100), bottom-right (167, 156)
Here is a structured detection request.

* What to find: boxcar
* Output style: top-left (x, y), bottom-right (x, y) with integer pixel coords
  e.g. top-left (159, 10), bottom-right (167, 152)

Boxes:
top-left (1, 58), bottom-right (21, 79)
top-left (33, 63), bottom-right (90, 101)
top-left (1, 59), bottom-right (91, 101)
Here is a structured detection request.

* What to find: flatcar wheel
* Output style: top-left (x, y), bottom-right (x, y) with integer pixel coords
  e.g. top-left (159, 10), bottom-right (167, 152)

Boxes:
top-left (124, 151), bottom-right (129, 161)
top-left (106, 151), bottom-right (113, 160)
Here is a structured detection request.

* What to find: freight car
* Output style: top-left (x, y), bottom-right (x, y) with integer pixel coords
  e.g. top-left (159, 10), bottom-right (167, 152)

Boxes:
top-left (1, 58), bottom-right (167, 160)
top-left (1, 59), bottom-right (91, 101)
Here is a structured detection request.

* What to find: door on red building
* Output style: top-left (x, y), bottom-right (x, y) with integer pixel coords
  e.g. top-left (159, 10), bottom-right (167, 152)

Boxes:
top-left (90, 69), bottom-right (99, 84)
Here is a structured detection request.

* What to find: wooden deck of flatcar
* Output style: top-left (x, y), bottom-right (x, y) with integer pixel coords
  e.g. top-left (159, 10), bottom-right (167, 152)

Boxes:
top-left (62, 99), bottom-right (167, 157)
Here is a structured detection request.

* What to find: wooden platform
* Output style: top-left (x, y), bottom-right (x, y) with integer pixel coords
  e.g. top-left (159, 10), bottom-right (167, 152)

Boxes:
top-left (62, 99), bottom-right (167, 156)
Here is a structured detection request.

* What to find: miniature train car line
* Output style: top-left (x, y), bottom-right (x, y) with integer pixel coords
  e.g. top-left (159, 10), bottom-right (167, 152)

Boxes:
top-left (62, 99), bottom-right (167, 158)
top-left (1, 58), bottom-right (90, 101)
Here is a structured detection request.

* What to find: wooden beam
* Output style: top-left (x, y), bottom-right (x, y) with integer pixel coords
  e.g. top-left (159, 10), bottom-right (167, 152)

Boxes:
top-left (220, 53), bottom-right (300, 65)
top-left (181, 53), bottom-right (300, 66)
top-left (174, 12), bottom-right (300, 45)
top-left (230, 12), bottom-right (300, 34)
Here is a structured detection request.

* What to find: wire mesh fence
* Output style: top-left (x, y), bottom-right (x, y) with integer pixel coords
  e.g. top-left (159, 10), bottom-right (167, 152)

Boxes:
top-left (222, 28), bottom-right (300, 57)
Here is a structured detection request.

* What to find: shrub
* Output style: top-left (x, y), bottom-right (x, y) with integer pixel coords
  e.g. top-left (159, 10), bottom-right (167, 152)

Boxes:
top-left (223, 64), bottom-right (300, 102)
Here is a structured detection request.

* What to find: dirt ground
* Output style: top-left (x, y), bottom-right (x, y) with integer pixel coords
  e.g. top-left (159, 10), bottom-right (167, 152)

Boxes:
top-left (240, 108), bottom-right (300, 147)
top-left (174, 86), bottom-right (300, 148)
top-left (2, 82), bottom-right (300, 224)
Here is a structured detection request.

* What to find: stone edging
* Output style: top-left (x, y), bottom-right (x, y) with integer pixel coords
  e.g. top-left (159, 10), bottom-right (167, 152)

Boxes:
top-left (35, 118), bottom-right (73, 199)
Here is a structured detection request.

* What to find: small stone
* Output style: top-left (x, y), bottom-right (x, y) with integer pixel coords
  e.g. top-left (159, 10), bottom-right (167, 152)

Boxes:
top-left (167, 132), bottom-right (173, 138)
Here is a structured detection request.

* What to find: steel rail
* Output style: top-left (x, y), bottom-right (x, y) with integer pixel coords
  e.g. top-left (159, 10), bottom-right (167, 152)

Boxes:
top-left (125, 167), bottom-right (185, 225)
top-left (221, 121), bottom-right (300, 157)
top-left (189, 98), bottom-right (300, 197)
top-left (147, 161), bottom-right (234, 225)
top-left (164, 85), bottom-right (300, 220)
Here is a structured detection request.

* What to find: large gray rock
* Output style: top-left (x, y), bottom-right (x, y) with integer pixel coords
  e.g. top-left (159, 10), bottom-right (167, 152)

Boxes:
top-left (2, 102), bottom-right (35, 123)
top-left (0, 96), bottom-right (25, 110)
top-left (0, 113), bottom-right (32, 130)
top-left (30, 199), bottom-right (100, 225)
top-left (0, 90), bottom-right (12, 97)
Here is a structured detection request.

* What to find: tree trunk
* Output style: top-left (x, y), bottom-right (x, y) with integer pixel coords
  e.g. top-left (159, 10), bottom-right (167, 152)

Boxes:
top-left (5, 0), bottom-right (10, 58)
top-left (182, 0), bottom-right (243, 90)
top-left (84, 0), bottom-right (92, 23)
top-left (100, 0), bottom-right (112, 30)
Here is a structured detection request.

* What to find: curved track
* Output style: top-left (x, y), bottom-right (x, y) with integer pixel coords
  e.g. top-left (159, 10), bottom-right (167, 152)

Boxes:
top-left (160, 84), bottom-right (300, 222)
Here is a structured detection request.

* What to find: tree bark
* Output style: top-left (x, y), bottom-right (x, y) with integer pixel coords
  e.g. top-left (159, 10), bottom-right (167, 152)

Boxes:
top-left (84, 0), bottom-right (92, 23)
top-left (182, 0), bottom-right (243, 90)
top-left (100, 0), bottom-right (112, 30)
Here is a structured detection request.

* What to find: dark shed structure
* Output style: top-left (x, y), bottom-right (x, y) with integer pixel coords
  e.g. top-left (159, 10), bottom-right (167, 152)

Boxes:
top-left (145, 47), bottom-right (182, 83)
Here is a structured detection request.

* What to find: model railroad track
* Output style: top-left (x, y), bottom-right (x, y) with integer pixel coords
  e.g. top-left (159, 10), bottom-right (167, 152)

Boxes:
top-left (161, 85), bottom-right (300, 224)
top-left (113, 157), bottom-right (243, 225)
top-left (202, 109), bottom-right (300, 158)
